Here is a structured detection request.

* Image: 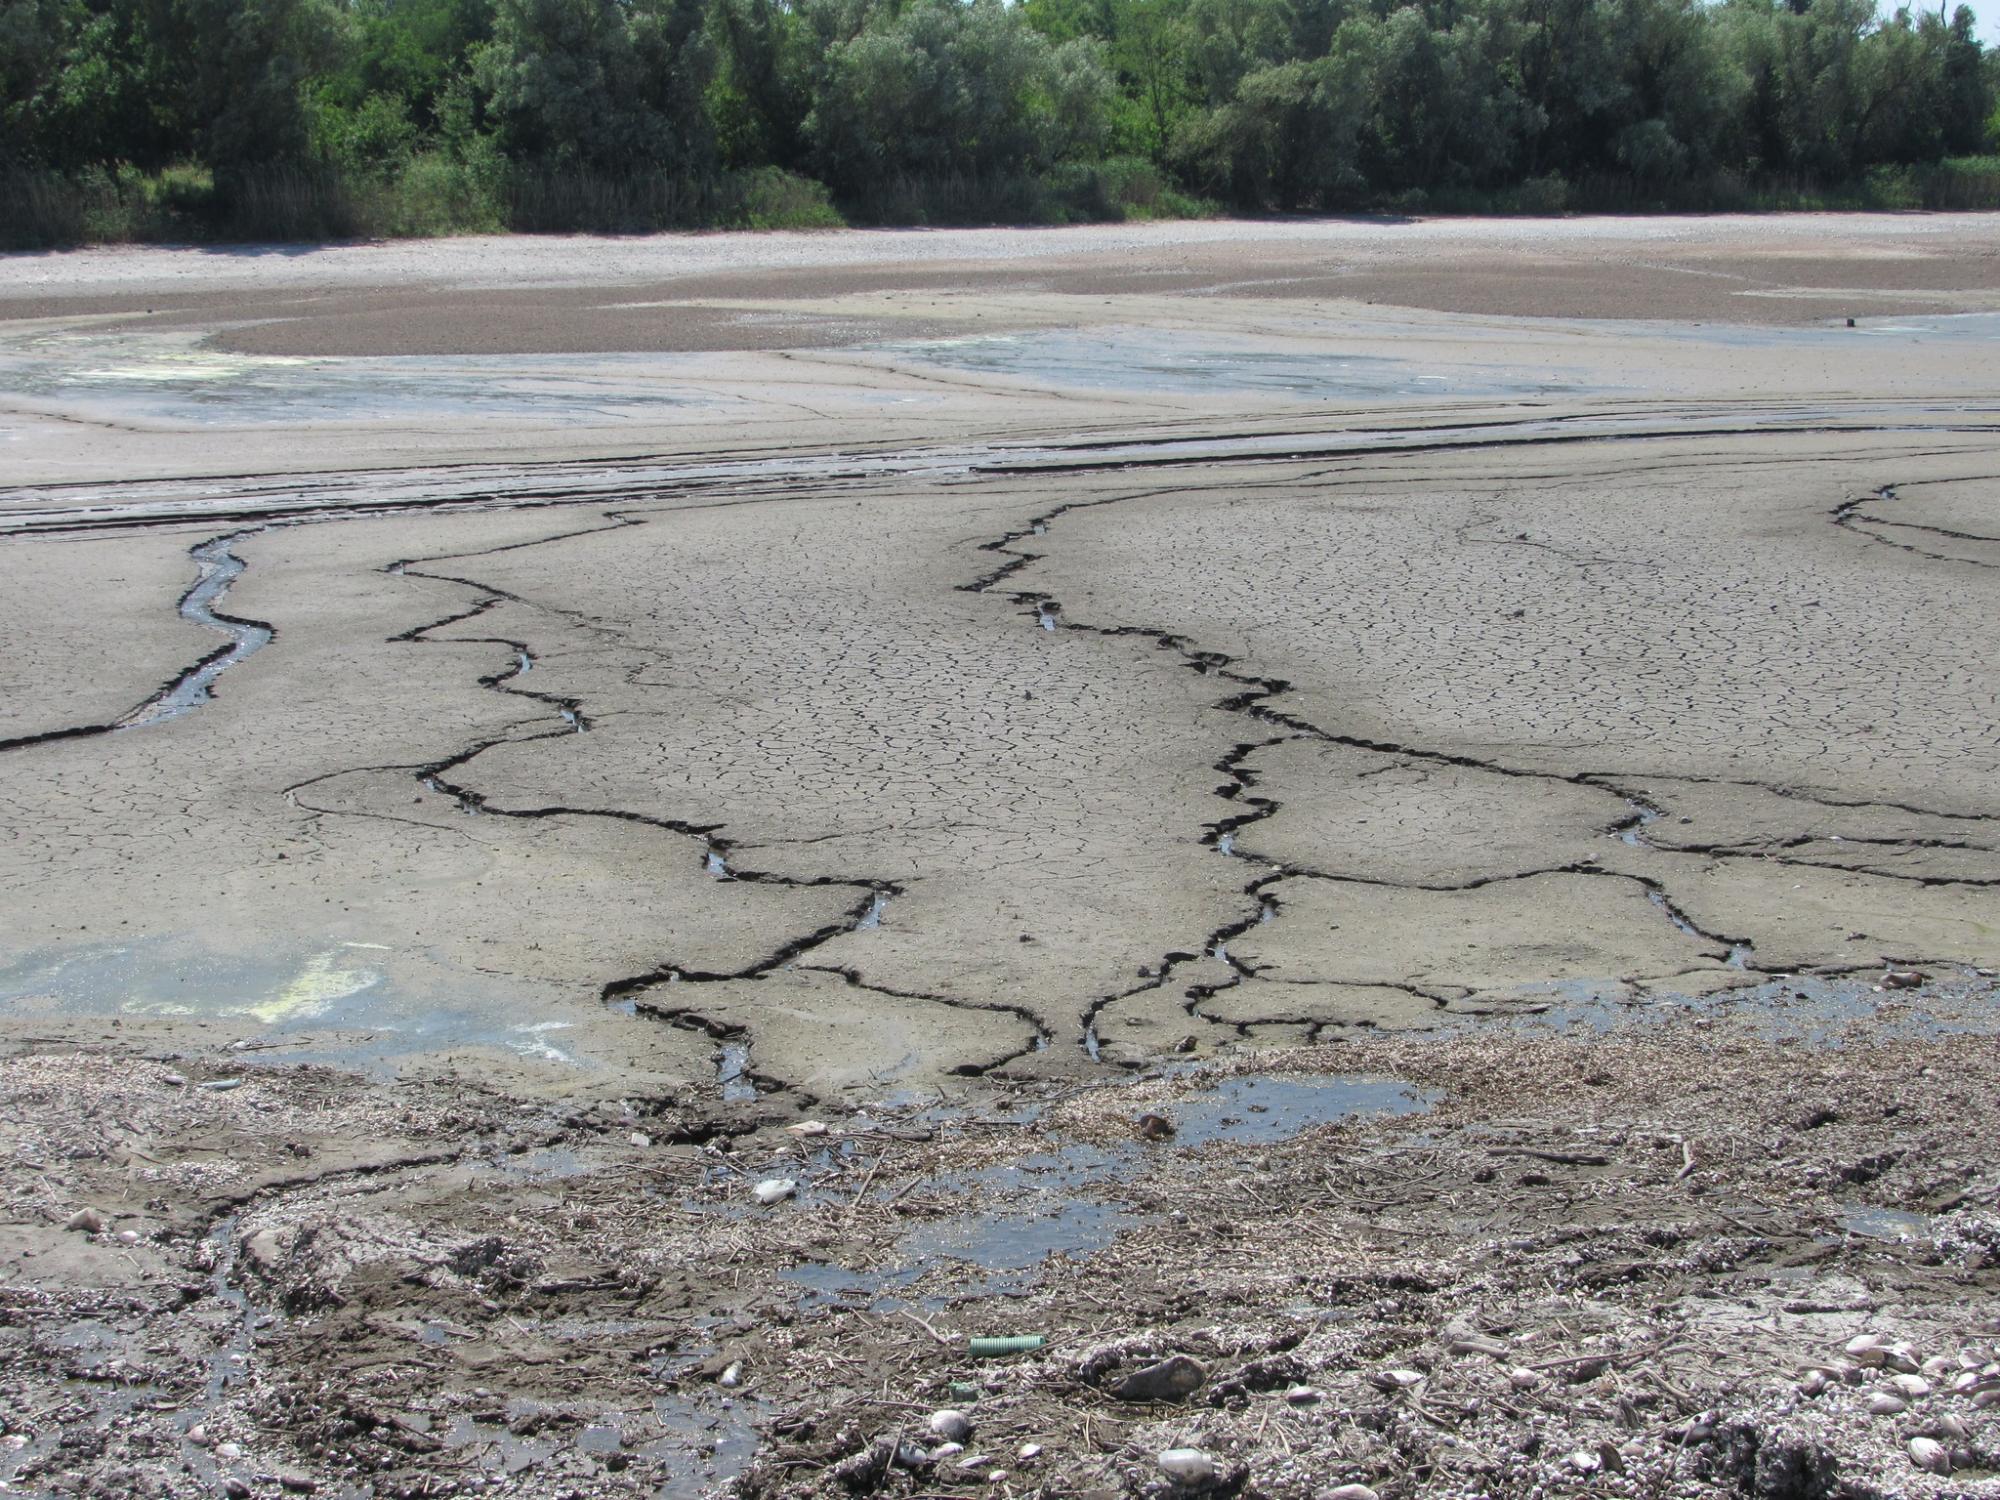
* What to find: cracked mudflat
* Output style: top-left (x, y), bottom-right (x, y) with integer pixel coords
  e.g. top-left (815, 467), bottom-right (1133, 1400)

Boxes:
top-left (3, 217), bottom-right (1999, 1499)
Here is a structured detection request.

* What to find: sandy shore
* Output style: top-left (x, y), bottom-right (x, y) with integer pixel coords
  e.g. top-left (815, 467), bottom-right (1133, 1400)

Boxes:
top-left (1, 219), bottom-right (1997, 1498)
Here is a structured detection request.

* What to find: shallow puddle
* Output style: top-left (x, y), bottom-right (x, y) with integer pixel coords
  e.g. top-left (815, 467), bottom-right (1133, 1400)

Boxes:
top-left (784, 1070), bottom-right (1428, 1311)
top-left (875, 329), bottom-right (1593, 402)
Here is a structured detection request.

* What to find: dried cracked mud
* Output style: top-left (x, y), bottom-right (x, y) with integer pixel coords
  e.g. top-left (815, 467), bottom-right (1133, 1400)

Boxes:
top-left (1, 217), bottom-right (1998, 1500)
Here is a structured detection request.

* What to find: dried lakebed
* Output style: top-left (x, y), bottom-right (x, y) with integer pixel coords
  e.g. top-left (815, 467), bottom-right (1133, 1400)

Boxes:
top-left (2, 369), bottom-right (1999, 1495)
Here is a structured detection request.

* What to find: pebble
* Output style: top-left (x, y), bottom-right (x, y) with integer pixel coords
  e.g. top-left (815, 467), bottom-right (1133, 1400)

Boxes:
top-left (1799, 1369), bottom-right (1829, 1397)
top-left (1112, 1354), bottom-right (1206, 1402)
top-left (1017, 1442), bottom-right (1042, 1460)
top-left (187, 1426), bottom-right (210, 1447)
top-left (751, 1178), bottom-right (796, 1205)
top-left (216, 1442), bottom-right (243, 1461)
top-left (1507, 1366), bottom-right (1544, 1391)
top-left (1938, 1414), bottom-right (1969, 1441)
top-left (222, 1482), bottom-right (251, 1500)
top-left (1909, 1436), bottom-right (1948, 1473)
top-left (1284, 1385), bottom-right (1322, 1405)
top-left (1867, 1393), bottom-right (1907, 1416)
top-left (1370, 1367), bottom-right (1425, 1391)
top-left (116, 1230), bottom-right (140, 1245)
top-left (64, 1208), bottom-right (105, 1234)
top-left (162, 1072), bottom-right (187, 1087)
top-left (1568, 1448), bottom-right (1601, 1474)
top-left (929, 1409), bottom-right (973, 1442)
top-left (1158, 1448), bottom-right (1219, 1485)
top-left (627, 1131), bottom-right (650, 1148)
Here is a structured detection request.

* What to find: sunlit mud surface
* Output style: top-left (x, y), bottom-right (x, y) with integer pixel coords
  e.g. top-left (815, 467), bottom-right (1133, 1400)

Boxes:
top-left (3, 220), bottom-right (1999, 1499)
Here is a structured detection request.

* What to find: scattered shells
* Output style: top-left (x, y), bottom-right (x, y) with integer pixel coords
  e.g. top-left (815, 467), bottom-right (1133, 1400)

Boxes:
top-left (1908, 1436), bottom-right (1948, 1473)
top-left (929, 1410), bottom-right (973, 1442)
top-left (751, 1178), bottom-right (797, 1205)
top-left (1845, 1334), bottom-right (1918, 1371)
top-left (1158, 1449), bottom-right (1219, 1485)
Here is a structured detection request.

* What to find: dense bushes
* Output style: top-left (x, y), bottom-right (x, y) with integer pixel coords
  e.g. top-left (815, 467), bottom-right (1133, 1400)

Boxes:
top-left (2, 0), bottom-right (1996, 246)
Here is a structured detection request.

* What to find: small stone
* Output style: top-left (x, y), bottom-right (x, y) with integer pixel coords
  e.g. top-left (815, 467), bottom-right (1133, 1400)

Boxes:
top-left (1908, 1436), bottom-right (1948, 1473)
top-left (1112, 1355), bottom-right (1207, 1403)
top-left (929, 1409), bottom-right (973, 1442)
top-left (1508, 1366), bottom-right (1544, 1390)
top-left (1283, 1385), bottom-right (1322, 1405)
top-left (187, 1426), bottom-right (211, 1447)
top-left (117, 1230), bottom-right (140, 1245)
top-left (1868, 1393), bottom-right (1908, 1416)
top-left (627, 1131), bottom-right (650, 1148)
top-left (1017, 1442), bottom-right (1042, 1460)
top-left (215, 1441), bottom-right (243, 1461)
top-left (1568, 1448), bottom-right (1601, 1474)
top-left (1799, 1369), bottom-right (1829, 1397)
top-left (1938, 1414), bottom-right (1969, 1441)
top-left (64, 1208), bottom-right (105, 1234)
top-left (163, 1072), bottom-right (187, 1087)
top-left (1158, 1448), bottom-right (1219, 1485)
top-left (752, 1178), bottom-right (796, 1205)
top-left (1974, 1388), bottom-right (2000, 1409)
top-left (278, 1477), bottom-right (317, 1495)
top-left (222, 1482), bottom-right (251, 1500)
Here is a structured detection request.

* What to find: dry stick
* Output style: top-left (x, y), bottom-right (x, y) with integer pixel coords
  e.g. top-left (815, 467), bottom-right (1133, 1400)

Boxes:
top-left (1677, 1141), bottom-right (1697, 1180)
top-left (899, 1308), bottom-right (955, 1347)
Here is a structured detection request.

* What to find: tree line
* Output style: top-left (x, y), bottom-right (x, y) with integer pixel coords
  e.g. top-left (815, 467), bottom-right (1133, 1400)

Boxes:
top-left (3, 0), bottom-right (1997, 243)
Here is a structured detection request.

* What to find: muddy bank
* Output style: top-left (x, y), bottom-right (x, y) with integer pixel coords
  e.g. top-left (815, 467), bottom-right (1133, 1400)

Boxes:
top-left (2, 974), bottom-right (1996, 1498)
